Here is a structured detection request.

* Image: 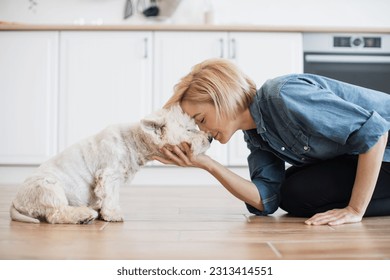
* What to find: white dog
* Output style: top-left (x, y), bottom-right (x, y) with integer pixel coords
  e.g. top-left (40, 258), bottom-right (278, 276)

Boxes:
top-left (10, 105), bottom-right (211, 224)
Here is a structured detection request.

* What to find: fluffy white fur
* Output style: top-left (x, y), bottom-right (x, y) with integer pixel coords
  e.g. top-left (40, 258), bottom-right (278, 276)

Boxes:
top-left (10, 105), bottom-right (210, 224)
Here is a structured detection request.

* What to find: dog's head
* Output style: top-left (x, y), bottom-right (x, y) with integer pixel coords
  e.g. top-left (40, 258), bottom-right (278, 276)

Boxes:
top-left (140, 105), bottom-right (211, 155)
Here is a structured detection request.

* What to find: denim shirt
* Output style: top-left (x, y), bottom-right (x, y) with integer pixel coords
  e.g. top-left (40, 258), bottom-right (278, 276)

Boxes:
top-left (243, 74), bottom-right (390, 216)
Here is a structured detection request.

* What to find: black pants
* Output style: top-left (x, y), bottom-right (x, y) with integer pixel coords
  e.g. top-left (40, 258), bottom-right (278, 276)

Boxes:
top-left (280, 156), bottom-right (390, 217)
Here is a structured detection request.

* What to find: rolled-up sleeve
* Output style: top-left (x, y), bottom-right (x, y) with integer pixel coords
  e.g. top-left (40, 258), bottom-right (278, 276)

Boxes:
top-left (245, 143), bottom-right (285, 215)
top-left (347, 111), bottom-right (390, 153)
top-left (280, 78), bottom-right (390, 155)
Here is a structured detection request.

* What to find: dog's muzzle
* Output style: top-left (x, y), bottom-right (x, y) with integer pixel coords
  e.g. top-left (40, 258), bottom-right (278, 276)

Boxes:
top-left (208, 135), bottom-right (213, 143)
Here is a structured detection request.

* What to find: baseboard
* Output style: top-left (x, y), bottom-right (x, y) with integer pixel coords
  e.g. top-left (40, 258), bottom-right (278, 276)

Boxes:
top-left (0, 165), bottom-right (250, 186)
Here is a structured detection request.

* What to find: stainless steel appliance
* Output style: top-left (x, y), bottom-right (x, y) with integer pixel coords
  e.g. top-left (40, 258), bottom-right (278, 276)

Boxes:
top-left (303, 33), bottom-right (390, 93)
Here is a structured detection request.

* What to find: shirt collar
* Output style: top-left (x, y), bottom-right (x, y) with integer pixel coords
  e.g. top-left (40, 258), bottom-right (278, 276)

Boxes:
top-left (249, 91), bottom-right (267, 134)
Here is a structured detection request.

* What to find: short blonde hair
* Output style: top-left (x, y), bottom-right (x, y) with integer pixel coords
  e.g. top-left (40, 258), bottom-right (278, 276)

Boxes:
top-left (164, 58), bottom-right (256, 120)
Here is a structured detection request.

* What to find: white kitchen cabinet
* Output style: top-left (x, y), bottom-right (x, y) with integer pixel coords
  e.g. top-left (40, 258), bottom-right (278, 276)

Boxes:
top-left (0, 29), bottom-right (302, 173)
top-left (59, 31), bottom-right (153, 150)
top-left (227, 32), bottom-right (303, 165)
top-left (153, 31), bottom-right (303, 166)
top-left (154, 31), bottom-right (229, 164)
top-left (0, 31), bottom-right (58, 164)
top-left (229, 32), bottom-right (303, 88)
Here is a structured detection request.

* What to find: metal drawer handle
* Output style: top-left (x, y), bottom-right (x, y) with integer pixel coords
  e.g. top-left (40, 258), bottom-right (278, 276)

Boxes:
top-left (230, 38), bottom-right (236, 59)
top-left (219, 38), bottom-right (224, 58)
top-left (144, 37), bottom-right (148, 59)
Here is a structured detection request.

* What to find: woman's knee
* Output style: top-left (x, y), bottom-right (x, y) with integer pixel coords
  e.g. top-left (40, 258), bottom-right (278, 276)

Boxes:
top-left (280, 180), bottom-right (313, 217)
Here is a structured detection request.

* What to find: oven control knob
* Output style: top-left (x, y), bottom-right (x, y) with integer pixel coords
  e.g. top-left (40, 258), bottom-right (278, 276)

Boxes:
top-left (352, 37), bottom-right (363, 47)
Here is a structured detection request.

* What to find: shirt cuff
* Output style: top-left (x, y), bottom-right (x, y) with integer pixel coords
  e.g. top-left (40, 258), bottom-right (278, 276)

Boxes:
top-left (348, 111), bottom-right (390, 154)
top-left (245, 178), bottom-right (280, 216)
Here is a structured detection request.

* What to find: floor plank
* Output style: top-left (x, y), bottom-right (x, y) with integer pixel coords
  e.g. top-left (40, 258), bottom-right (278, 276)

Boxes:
top-left (1, 184), bottom-right (390, 259)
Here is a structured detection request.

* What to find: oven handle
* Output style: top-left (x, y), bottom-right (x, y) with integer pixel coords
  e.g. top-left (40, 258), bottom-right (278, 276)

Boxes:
top-left (305, 54), bottom-right (390, 64)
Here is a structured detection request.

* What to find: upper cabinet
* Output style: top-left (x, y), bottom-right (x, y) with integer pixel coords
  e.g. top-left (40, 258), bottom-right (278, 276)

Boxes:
top-left (0, 31), bottom-right (58, 164)
top-left (59, 31), bottom-right (153, 150)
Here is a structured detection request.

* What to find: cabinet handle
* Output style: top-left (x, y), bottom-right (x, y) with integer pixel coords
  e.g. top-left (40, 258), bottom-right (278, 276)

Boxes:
top-left (230, 38), bottom-right (236, 59)
top-left (143, 37), bottom-right (148, 59)
top-left (219, 38), bottom-right (224, 58)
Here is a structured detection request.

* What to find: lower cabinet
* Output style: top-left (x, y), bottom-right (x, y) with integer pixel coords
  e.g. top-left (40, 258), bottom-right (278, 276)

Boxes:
top-left (59, 31), bottom-right (153, 150)
top-left (0, 31), bottom-right (58, 164)
top-left (154, 31), bottom-right (303, 165)
top-left (0, 30), bottom-right (302, 170)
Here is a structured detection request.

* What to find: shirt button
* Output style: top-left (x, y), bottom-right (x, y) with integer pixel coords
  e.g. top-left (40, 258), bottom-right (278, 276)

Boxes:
top-left (303, 146), bottom-right (309, 151)
top-left (281, 147), bottom-right (285, 151)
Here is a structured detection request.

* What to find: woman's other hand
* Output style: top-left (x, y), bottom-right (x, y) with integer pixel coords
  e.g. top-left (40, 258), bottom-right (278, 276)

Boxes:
top-left (305, 206), bottom-right (363, 226)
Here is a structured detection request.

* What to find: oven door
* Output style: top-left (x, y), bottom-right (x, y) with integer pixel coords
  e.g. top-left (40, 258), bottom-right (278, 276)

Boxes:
top-left (304, 53), bottom-right (390, 94)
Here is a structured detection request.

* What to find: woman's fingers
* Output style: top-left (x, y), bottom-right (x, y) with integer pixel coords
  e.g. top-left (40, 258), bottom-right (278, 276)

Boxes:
top-left (153, 143), bottom-right (196, 167)
top-left (153, 155), bottom-right (175, 165)
top-left (158, 146), bottom-right (192, 167)
top-left (305, 207), bottom-right (362, 226)
top-left (171, 145), bottom-right (192, 166)
top-left (164, 146), bottom-right (186, 166)
top-left (305, 212), bottom-right (337, 225)
top-left (181, 142), bottom-right (192, 155)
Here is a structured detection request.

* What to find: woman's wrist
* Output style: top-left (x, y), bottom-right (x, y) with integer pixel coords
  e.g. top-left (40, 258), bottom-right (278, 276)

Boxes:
top-left (194, 154), bottom-right (215, 170)
top-left (346, 204), bottom-right (365, 216)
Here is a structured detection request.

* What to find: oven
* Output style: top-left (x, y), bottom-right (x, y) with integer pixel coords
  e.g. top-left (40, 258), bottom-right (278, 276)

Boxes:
top-left (303, 33), bottom-right (390, 94)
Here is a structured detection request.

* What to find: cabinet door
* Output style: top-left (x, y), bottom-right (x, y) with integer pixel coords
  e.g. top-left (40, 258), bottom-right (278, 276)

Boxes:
top-left (229, 32), bottom-right (303, 86)
top-left (59, 31), bottom-right (152, 150)
top-left (228, 32), bottom-right (303, 165)
top-left (0, 31), bottom-right (58, 164)
top-left (154, 31), bottom-right (229, 164)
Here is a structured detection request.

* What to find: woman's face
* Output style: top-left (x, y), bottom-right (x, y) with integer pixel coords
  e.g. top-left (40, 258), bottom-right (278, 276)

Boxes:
top-left (181, 100), bottom-right (236, 144)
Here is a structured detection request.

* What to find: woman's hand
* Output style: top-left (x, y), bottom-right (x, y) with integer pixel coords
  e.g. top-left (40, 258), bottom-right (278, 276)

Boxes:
top-left (305, 206), bottom-right (363, 226)
top-left (153, 142), bottom-right (212, 169)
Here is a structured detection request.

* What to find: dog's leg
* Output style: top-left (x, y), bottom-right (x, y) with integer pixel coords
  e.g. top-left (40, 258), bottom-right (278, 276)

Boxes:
top-left (94, 169), bottom-right (124, 222)
top-left (40, 180), bottom-right (98, 224)
top-left (46, 205), bottom-right (98, 224)
top-left (12, 179), bottom-right (98, 224)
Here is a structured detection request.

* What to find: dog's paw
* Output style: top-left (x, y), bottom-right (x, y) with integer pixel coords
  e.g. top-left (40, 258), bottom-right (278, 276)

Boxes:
top-left (78, 208), bottom-right (99, 224)
top-left (100, 209), bottom-right (124, 222)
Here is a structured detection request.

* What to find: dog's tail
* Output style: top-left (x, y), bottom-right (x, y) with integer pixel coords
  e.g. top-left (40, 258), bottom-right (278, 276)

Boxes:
top-left (10, 203), bottom-right (40, 224)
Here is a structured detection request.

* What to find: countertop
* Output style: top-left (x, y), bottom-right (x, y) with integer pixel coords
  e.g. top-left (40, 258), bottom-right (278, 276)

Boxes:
top-left (1, 22), bottom-right (390, 33)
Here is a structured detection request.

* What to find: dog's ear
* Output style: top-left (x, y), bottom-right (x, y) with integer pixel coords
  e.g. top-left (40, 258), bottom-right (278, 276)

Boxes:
top-left (140, 116), bottom-right (166, 136)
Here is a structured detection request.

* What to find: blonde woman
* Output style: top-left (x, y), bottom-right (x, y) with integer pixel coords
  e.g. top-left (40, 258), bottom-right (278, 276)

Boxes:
top-left (154, 58), bottom-right (390, 226)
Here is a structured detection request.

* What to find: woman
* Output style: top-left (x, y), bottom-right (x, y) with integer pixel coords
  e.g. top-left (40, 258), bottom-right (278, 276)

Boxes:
top-left (154, 58), bottom-right (390, 226)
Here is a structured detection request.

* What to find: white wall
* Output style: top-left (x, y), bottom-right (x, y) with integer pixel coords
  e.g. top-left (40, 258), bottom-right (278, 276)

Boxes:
top-left (0, 0), bottom-right (389, 28)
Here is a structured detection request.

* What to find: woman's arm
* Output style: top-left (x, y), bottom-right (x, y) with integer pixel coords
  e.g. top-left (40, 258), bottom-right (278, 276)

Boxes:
top-left (305, 131), bottom-right (388, 226)
top-left (153, 143), bottom-right (263, 211)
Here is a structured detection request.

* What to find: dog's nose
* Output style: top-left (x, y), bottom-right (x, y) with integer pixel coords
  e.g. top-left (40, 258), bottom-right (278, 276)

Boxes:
top-left (208, 136), bottom-right (213, 143)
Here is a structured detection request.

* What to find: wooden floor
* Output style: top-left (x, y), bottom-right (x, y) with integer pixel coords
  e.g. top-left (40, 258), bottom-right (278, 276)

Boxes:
top-left (1, 184), bottom-right (390, 260)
